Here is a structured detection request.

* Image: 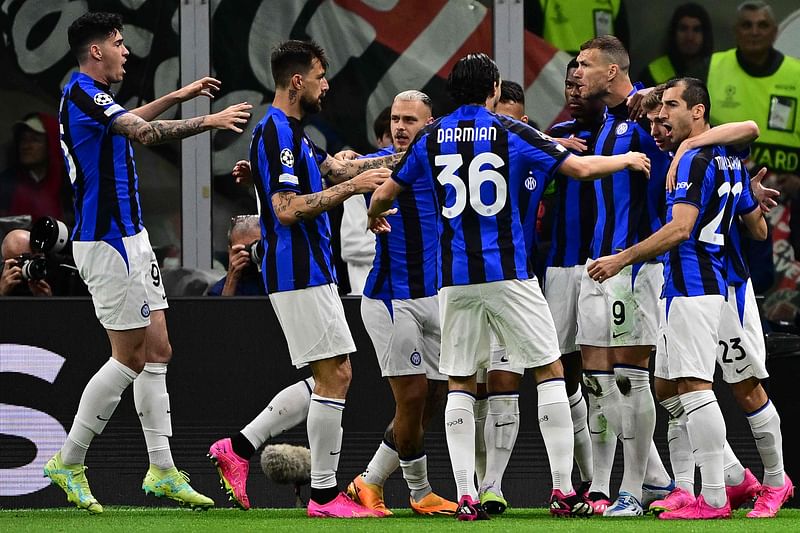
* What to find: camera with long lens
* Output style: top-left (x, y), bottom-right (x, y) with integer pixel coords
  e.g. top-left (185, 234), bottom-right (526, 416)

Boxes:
top-left (20, 216), bottom-right (87, 296)
top-left (15, 253), bottom-right (48, 281)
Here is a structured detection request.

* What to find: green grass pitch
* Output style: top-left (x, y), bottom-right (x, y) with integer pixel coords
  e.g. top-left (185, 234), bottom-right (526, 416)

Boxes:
top-left (2, 507), bottom-right (800, 532)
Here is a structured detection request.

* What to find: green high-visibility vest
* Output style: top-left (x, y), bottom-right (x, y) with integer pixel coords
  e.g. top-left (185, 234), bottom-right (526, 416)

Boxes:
top-left (540, 0), bottom-right (621, 54)
top-left (647, 55), bottom-right (677, 85)
top-left (708, 48), bottom-right (800, 173)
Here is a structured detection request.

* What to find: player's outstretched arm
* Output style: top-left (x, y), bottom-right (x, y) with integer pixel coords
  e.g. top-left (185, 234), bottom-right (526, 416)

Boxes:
top-left (320, 152), bottom-right (403, 183)
top-left (588, 203), bottom-right (698, 282)
top-left (740, 205), bottom-right (768, 241)
top-left (112, 102), bottom-right (252, 145)
top-left (666, 121), bottom-right (760, 191)
top-left (750, 167), bottom-right (779, 213)
top-left (130, 77), bottom-right (222, 121)
top-left (272, 168), bottom-right (390, 225)
top-left (560, 151), bottom-right (651, 180)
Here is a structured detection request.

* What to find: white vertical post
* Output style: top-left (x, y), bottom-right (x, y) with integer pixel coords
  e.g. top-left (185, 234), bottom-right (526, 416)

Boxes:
top-left (180, 0), bottom-right (212, 269)
top-left (493, 0), bottom-right (525, 84)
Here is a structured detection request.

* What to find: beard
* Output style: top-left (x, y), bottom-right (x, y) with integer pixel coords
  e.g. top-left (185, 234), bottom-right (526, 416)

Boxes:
top-left (300, 93), bottom-right (323, 115)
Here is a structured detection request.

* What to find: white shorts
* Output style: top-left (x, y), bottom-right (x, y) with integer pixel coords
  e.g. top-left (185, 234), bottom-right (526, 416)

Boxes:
top-left (439, 278), bottom-right (559, 377)
top-left (269, 283), bottom-right (356, 368)
top-left (361, 295), bottom-right (445, 380)
top-left (716, 281), bottom-right (769, 384)
top-left (73, 229), bottom-right (168, 331)
top-left (576, 262), bottom-right (662, 347)
top-left (663, 295), bottom-right (725, 382)
top-left (544, 265), bottom-right (584, 354)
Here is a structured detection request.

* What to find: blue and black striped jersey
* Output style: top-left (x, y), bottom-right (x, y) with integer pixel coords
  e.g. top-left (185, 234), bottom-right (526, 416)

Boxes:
top-left (392, 105), bottom-right (570, 288)
top-left (60, 72), bottom-right (143, 242)
top-left (592, 100), bottom-right (671, 258)
top-left (545, 119), bottom-right (600, 268)
top-left (363, 145), bottom-right (439, 300)
top-left (663, 145), bottom-right (758, 298)
top-left (250, 106), bottom-right (335, 294)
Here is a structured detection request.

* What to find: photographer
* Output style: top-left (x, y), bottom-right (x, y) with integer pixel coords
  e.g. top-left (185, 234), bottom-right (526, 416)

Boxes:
top-left (207, 214), bottom-right (265, 296)
top-left (1, 229), bottom-right (52, 296)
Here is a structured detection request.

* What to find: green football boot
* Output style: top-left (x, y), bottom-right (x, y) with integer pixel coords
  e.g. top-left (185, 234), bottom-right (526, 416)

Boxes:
top-left (43, 452), bottom-right (103, 514)
top-left (142, 466), bottom-right (214, 508)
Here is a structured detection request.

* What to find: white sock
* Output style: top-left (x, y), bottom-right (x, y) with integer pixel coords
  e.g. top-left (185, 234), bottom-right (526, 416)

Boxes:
top-left (242, 378), bottom-right (314, 449)
top-left (747, 400), bottom-right (785, 487)
top-left (400, 454), bottom-right (432, 501)
top-left (362, 440), bottom-right (400, 486)
top-left (133, 363), bottom-right (174, 470)
top-left (481, 393), bottom-right (519, 492)
top-left (307, 394), bottom-right (345, 490)
top-left (644, 440), bottom-right (672, 488)
top-left (723, 441), bottom-right (745, 486)
top-left (614, 366), bottom-right (656, 500)
top-left (445, 391), bottom-right (477, 499)
top-left (61, 358), bottom-right (138, 465)
top-left (473, 397), bottom-right (488, 486)
top-left (585, 372), bottom-right (617, 497)
top-left (682, 390), bottom-right (726, 508)
top-left (569, 389), bottom-right (593, 482)
top-left (537, 380), bottom-right (574, 494)
top-left (660, 395), bottom-right (694, 492)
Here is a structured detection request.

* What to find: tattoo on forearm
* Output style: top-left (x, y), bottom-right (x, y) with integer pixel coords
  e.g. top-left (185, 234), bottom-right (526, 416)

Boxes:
top-left (322, 152), bottom-right (402, 181)
top-left (114, 114), bottom-right (208, 145)
top-left (273, 182), bottom-right (357, 221)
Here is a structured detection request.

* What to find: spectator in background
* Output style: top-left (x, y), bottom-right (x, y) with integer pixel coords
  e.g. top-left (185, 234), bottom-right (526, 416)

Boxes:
top-left (339, 108), bottom-right (392, 295)
top-left (526, 0), bottom-right (629, 55)
top-left (0, 229), bottom-right (52, 296)
top-left (640, 3), bottom-right (713, 87)
top-left (0, 113), bottom-right (71, 223)
top-left (207, 215), bottom-right (265, 296)
top-left (706, 1), bottom-right (800, 175)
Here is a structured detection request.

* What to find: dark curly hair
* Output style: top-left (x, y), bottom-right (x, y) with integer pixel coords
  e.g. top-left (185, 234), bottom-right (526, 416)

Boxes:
top-left (67, 12), bottom-right (123, 62)
top-left (447, 53), bottom-right (500, 106)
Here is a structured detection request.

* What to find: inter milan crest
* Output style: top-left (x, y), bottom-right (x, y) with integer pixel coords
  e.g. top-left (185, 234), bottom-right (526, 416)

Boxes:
top-left (140, 302), bottom-right (151, 318)
top-left (525, 174), bottom-right (537, 191)
top-left (280, 148), bottom-right (294, 168)
top-left (94, 92), bottom-right (113, 106)
top-left (616, 122), bottom-right (628, 136)
top-left (410, 351), bottom-right (422, 366)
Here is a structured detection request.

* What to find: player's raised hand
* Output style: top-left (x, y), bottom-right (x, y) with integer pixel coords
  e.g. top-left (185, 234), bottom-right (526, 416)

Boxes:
top-left (232, 160), bottom-right (252, 184)
top-left (751, 167), bottom-right (779, 213)
top-left (177, 77), bottom-right (222, 101)
top-left (627, 86), bottom-right (653, 120)
top-left (556, 136), bottom-right (588, 153)
top-left (625, 151), bottom-right (651, 177)
top-left (209, 102), bottom-right (252, 133)
top-left (351, 168), bottom-right (391, 194)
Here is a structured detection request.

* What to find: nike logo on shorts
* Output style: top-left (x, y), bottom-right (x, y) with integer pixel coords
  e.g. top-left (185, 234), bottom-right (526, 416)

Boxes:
top-left (735, 364), bottom-right (752, 374)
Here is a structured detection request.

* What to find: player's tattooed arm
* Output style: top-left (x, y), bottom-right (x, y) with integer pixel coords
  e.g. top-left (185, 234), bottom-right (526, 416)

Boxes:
top-left (272, 168), bottom-right (390, 225)
top-left (112, 102), bottom-right (252, 145)
top-left (320, 152), bottom-right (403, 183)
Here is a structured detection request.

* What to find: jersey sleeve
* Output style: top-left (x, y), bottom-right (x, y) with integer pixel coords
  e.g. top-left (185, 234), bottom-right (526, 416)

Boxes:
top-left (68, 81), bottom-right (127, 132)
top-left (515, 124), bottom-right (571, 176)
top-left (311, 141), bottom-right (329, 166)
top-left (257, 117), bottom-right (302, 195)
top-left (672, 149), bottom-right (706, 207)
top-left (735, 176), bottom-right (759, 216)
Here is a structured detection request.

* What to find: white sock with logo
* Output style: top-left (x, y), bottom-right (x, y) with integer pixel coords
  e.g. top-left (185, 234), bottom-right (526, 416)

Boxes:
top-left (537, 380), bottom-right (574, 494)
top-left (660, 395), bottom-right (694, 493)
top-left (614, 365), bottom-right (656, 500)
top-left (241, 378), bottom-right (314, 449)
top-left (569, 389), bottom-right (593, 483)
top-left (445, 391), bottom-right (477, 499)
top-left (682, 389), bottom-right (727, 508)
top-left (307, 394), bottom-right (345, 490)
top-left (747, 400), bottom-right (785, 487)
top-left (133, 362), bottom-right (174, 470)
top-left (362, 440), bottom-right (400, 487)
top-left (586, 372), bottom-right (620, 498)
top-left (481, 393), bottom-right (519, 493)
top-left (61, 357), bottom-right (138, 465)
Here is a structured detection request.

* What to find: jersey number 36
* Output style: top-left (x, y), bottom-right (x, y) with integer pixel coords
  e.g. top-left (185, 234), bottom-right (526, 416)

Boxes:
top-left (435, 153), bottom-right (506, 218)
